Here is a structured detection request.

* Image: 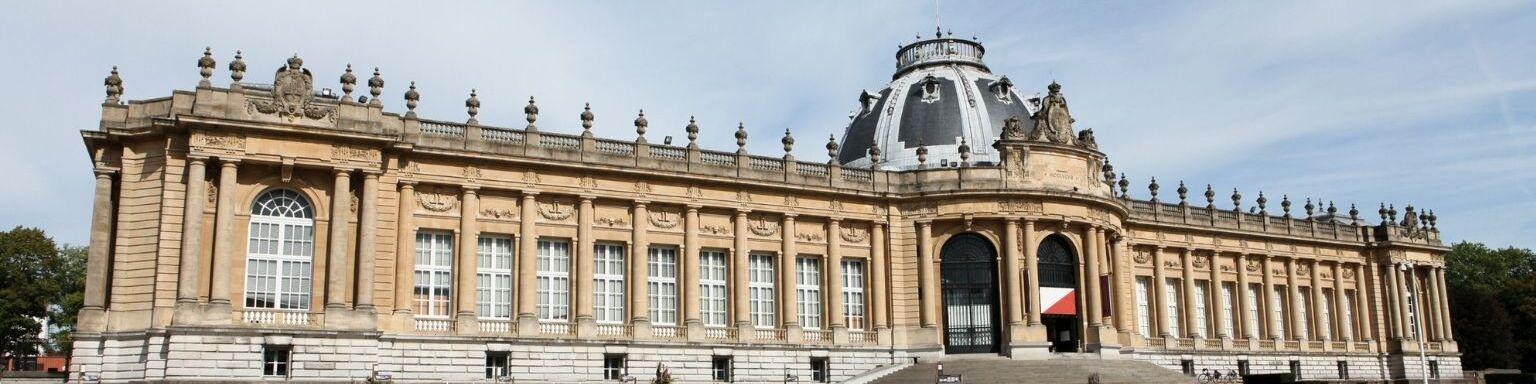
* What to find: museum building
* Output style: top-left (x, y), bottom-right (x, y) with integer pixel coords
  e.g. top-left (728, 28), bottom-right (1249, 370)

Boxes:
top-left (72, 32), bottom-right (1461, 382)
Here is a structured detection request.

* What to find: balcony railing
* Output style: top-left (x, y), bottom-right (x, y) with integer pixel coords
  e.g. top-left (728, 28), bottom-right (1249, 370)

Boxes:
top-left (539, 321), bottom-right (573, 336)
top-left (651, 325), bottom-right (684, 340)
top-left (479, 319), bottom-right (513, 334)
top-left (803, 329), bottom-right (830, 343)
top-left (754, 328), bottom-right (786, 342)
top-left (241, 310), bottom-right (313, 326)
top-left (414, 317), bottom-right (451, 332)
top-left (849, 330), bottom-right (877, 345)
top-left (703, 327), bottom-right (736, 341)
top-left (650, 146), bottom-right (686, 161)
top-left (596, 324), bottom-right (631, 338)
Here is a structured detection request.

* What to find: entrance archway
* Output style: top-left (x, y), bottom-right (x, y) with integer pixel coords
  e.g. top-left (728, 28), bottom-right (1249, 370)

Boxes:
top-left (1037, 235), bottom-right (1081, 352)
top-left (940, 233), bottom-right (1000, 354)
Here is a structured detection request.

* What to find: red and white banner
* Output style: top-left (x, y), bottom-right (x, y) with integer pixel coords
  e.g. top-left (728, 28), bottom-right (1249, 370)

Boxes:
top-left (1040, 287), bottom-right (1076, 316)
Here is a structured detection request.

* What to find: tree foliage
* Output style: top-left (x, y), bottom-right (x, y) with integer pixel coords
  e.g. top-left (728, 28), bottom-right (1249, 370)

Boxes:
top-left (1444, 241), bottom-right (1536, 372)
top-left (0, 226), bottom-right (62, 359)
top-left (47, 244), bottom-right (87, 355)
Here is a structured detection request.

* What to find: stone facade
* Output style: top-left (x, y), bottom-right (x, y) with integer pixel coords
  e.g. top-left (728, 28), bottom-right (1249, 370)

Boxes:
top-left (73, 36), bottom-right (1461, 383)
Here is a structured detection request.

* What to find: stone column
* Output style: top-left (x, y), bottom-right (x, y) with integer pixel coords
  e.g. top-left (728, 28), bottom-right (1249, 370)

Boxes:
top-left (1405, 266), bottom-right (1422, 340)
top-left (1426, 267), bottom-right (1443, 340)
top-left (208, 159), bottom-right (239, 308)
top-left (631, 201), bottom-right (650, 325)
top-left (176, 158), bottom-right (207, 304)
top-left (1111, 235), bottom-right (1132, 332)
top-left (779, 214), bottom-right (798, 329)
top-left (575, 197), bottom-right (595, 323)
top-left (1332, 262), bottom-right (1346, 340)
top-left (325, 169), bottom-right (353, 310)
top-left (393, 182), bottom-right (416, 315)
top-left (1003, 219), bottom-right (1023, 328)
top-left (871, 222), bottom-right (889, 331)
top-left (356, 172), bottom-right (378, 311)
top-left (917, 221), bottom-right (936, 328)
top-left (455, 186), bottom-right (479, 328)
top-left (1395, 265), bottom-right (1413, 339)
top-left (1085, 226), bottom-right (1102, 327)
top-left (1431, 267), bottom-right (1443, 342)
top-left (1236, 254), bottom-right (1252, 339)
top-left (732, 210), bottom-right (750, 328)
top-left (1353, 264), bottom-right (1369, 341)
top-left (1180, 248), bottom-right (1196, 338)
top-left (1152, 246), bottom-right (1169, 337)
top-left (516, 193), bottom-right (538, 322)
top-left (1310, 260), bottom-right (1323, 340)
top-left (1261, 254), bottom-right (1275, 339)
top-left (1384, 262), bottom-right (1403, 339)
top-left (80, 168), bottom-right (116, 331)
top-left (1210, 252), bottom-right (1226, 339)
top-left (827, 219), bottom-right (845, 330)
top-left (1024, 220), bottom-right (1040, 326)
top-left (1285, 258), bottom-right (1301, 340)
top-left (682, 206), bottom-right (702, 334)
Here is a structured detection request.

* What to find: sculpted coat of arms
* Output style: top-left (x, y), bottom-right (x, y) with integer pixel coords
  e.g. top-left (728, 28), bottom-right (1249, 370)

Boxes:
top-left (249, 55), bottom-right (333, 121)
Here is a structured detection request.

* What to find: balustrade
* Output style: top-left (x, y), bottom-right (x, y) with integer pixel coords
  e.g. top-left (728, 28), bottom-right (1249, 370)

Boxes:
top-left (754, 328), bottom-right (786, 342)
top-left (241, 310), bottom-right (314, 326)
top-left (595, 324), bottom-right (632, 338)
top-left (539, 322), bottom-right (574, 336)
top-left (414, 318), bottom-right (451, 332)
top-left (479, 319), bottom-right (513, 334)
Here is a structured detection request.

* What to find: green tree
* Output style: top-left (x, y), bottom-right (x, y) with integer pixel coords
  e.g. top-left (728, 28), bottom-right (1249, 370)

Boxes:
top-left (0, 226), bottom-right (62, 361)
top-left (1443, 241), bottom-right (1536, 372)
top-left (1448, 284), bottom-right (1518, 369)
top-left (46, 245), bottom-right (87, 356)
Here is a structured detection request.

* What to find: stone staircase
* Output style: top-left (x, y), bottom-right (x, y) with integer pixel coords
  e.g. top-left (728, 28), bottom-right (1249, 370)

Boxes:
top-left (869, 357), bottom-right (1197, 384)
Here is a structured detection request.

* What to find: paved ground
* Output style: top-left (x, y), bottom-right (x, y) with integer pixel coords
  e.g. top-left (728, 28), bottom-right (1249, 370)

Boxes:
top-left (870, 357), bottom-right (1197, 384)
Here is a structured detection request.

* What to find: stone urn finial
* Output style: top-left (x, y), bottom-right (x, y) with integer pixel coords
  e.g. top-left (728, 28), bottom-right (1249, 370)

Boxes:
top-left (685, 116), bottom-right (699, 148)
top-left (104, 66), bottom-right (123, 104)
top-left (228, 51), bottom-right (246, 86)
top-left (197, 47), bottom-right (216, 88)
top-left (781, 129), bottom-right (796, 160)
top-left (734, 122), bottom-right (748, 154)
top-left (524, 96), bottom-right (539, 131)
top-left (367, 67), bottom-right (384, 106)
top-left (464, 89), bottom-right (480, 124)
top-left (339, 64), bottom-right (356, 101)
top-left (826, 135), bottom-right (840, 164)
top-left (403, 81), bottom-right (419, 117)
top-left (630, 108), bottom-right (645, 140)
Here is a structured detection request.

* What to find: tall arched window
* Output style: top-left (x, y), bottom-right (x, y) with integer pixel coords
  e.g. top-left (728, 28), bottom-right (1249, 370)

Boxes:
top-left (1037, 236), bottom-right (1077, 288)
top-left (244, 189), bottom-right (315, 310)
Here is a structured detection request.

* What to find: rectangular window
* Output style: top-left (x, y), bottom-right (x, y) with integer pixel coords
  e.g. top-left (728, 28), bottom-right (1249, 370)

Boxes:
top-left (414, 231), bottom-right (454, 317)
top-left (1238, 360), bottom-right (1250, 376)
top-left (810, 357), bottom-right (830, 383)
top-left (1135, 276), bottom-right (1152, 337)
top-left (1194, 281), bottom-right (1210, 338)
top-left (842, 259), bottom-right (867, 330)
top-left (712, 356), bottom-right (733, 382)
top-left (1406, 284), bottom-right (1421, 339)
top-left (476, 235), bottom-right (514, 319)
top-left (485, 352), bottom-right (510, 379)
top-left (700, 250), bottom-right (729, 327)
top-left (1289, 360), bottom-right (1301, 379)
top-left (262, 346), bottom-right (291, 377)
top-left (1221, 282), bottom-right (1236, 338)
top-left (797, 256), bottom-right (823, 329)
top-left (1321, 288), bottom-right (1334, 339)
top-left (1429, 361), bottom-right (1440, 379)
top-left (1343, 290), bottom-right (1356, 340)
top-left (1297, 287), bottom-right (1311, 339)
top-left (1246, 283), bottom-right (1262, 339)
top-left (593, 243), bottom-right (626, 324)
top-left (536, 239), bottom-right (571, 322)
top-left (1180, 360), bottom-right (1194, 376)
top-left (603, 354), bottom-right (626, 381)
top-left (749, 253), bottom-right (777, 328)
top-left (1272, 286), bottom-right (1288, 340)
top-left (244, 217), bottom-right (314, 310)
top-left (648, 246), bottom-right (680, 325)
top-left (1337, 360), bottom-right (1349, 380)
top-left (1165, 279), bottom-right (1182, 337)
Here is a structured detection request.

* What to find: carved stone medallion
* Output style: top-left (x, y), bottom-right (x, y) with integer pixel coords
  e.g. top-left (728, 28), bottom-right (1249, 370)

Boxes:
top-left (1133, 249), bottom-right (1150, 265)
top-left (479, 208), bottom-right (516, 220)
top-left (538, 198), bottom-right (574, 221)
top-left (248, 57), bottom-right (334, 122)
top-left (416, 186), bottom-right (458, 213)
top-left (700, 225), bottom-right (730, 235)
top-left (840, 225), bottom-right (868, 243)
top-left (747, 214), bottom-right (778, 236)
top-left (648, 207), bottom-right (681, 229)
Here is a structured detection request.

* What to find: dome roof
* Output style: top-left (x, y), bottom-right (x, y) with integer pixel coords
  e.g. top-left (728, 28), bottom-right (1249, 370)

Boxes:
top-left (837, 34), bottom-right (1037, 169)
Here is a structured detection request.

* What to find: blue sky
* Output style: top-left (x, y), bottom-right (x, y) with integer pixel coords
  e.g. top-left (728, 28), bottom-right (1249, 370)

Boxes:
top-left (1, 1), bottom-right (1532, 249)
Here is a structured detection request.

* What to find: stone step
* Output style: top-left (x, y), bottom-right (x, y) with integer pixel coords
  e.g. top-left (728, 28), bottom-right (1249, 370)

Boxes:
top-left (870, 358), bottom-right (1197, 384)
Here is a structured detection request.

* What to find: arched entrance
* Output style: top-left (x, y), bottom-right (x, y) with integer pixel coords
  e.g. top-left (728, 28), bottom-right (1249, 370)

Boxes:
top-left (940, 233), bottom-right (1000, 354)
top-left (1037, 235), bottom-right (1080, 352)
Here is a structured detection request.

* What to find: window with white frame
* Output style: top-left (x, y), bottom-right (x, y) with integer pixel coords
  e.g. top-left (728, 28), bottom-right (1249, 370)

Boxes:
top-left (1165, 279), bottom-right (1182, 337)
top-left (1194, 281), bottom-right (1210, 338)
top-left (1297, 287), bottom-right (1311, 339)
top-left (476, 235), bottom-right (514, 320)
top-left (1343, 290), bottom-right (1356, 339)
top-left (1406, 284), bottom-right (1420, 339)
top-left (797, 256), bottom-right (823, 329)
top-left (1272, 286), bottom-right (1288, 340)
top-left (648, 246), bottom-right (679, 325)
top-left (244, 189), bottom-right (315, 310)
top-left (842, 259), bottom-right (866, 330)
top-left (414, 231), bottom-right (454, 317)
top-left (536, 239), bottom-right (571, 322)
top-left (700, 250), bottom-right (729, 327)
top-left (1221, 282), bottom-right (1236, 338)
top-left (748, 253), bottom-right (776, 328)
top-left (1135, 276), bottom-right (1152, 337)
top-left (1247, 284), bottom-right (1262, 339)
top-left (593, 243), bottom-right (626, 324)
top-left (1321, 288), bottom-right (1334, 339)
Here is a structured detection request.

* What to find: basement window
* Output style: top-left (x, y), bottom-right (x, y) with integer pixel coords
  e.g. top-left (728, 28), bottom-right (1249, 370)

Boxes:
top-left (262, 346), bottom-right (291, 377)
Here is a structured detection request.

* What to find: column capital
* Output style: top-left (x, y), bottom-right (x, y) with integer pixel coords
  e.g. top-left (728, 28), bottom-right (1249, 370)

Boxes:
top-left (360, 169), bottom-right (383, 177)
top-left (461, 185), bottom-right (480, 194)
top-left (186, 154), bottom-right (211, 163)
top-left (219, 158), bottom-right (241, 167)
top-left (397, 179), bottom-right (417, 187)
top-left (915, 219), bottom-right (932, 226)
top-left (735, 208), bottom-right (751, 216)
top-left (686, 203), bottom-right (703, 210)
top-left (521, 190), bottom-right (539, 198)
top-left (783, 213), bottom-right (799, 219)
top-left (579, 195), bottom-right (596, 202)
top-left (827, 217), bottom-right (841, 224)
top-left (93, 168), bottom-right (118, 178)
top-left (332, 167), bottom-right (355, 176)
top-left (634, 200), bottom-right (650, 207)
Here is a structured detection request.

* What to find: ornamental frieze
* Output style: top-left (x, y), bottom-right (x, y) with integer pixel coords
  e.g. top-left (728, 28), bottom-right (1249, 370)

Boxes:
top-left (416, 186), bottom-right (458, 213)
top-left (687, 186), bottom-right (703, 199)
top-left (648, 207), bottom-right (681, 229)
top-left (479, 208), bottom-right (516, 220)
top-left (736, 191), bottom-right (752, 204)
top-left (330, 145), bottom-right (380, 163)
top-left (840, 225), bottom-right (868, 243)
top-left (523, 171), bottom-right (542, 185)
top-left (596, 216), bottom-right (628, 227)
top-left (634, 181), bottom-right (652, 195)
top-left (700, 225), bottom-right (730, 235)
top-left (579, 176), bottom-right (597, 190)
top-left (1000, 198), bottom-right (1043, 213)
top-left (537, 198), bottom-right (574, 221)
top-left (193, 132), bottom-right (247, 154)
top-left (747, 214), bottom-right (778, 236)
top-left (795, 232), bottom-right (824, 242)
top-left (462, 166), bottom-right (481, 181)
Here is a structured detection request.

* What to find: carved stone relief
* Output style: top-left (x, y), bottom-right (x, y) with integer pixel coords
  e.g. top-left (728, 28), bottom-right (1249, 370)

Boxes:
top-left (795, 232), bottom-right (824, 242)
top-left (1192, 253), bottom-right (1208, 269)
top-left (1000, 198), bottom-right (1043, 213)
top-left (648, 207), bottom-right (681, 229)
top-left (580, 176), bottom-right (597, 190)
top-left (416, 186), bottom-right (458, 213)
top-left (1133, 249), bottom-right (1151, 264)
top-left (747, 214), bottom-right (778, 236)
top-left (480, 208), bottom-right (516, 220)
top-left (523, 171), bottom-right (542, 184)
top-left (462, 166), bottom-right (481, 181)
top-left (595, 216), bottom-right (628, 227)
top-left (784, 195), bottom-right (798, 207)
top-left (537, 198), bottom-right (574, 221)
top-left (840, 225), bottom-right (868, 243)
top-left (634, 181), bottom-right (652, 195)
top-left (687, 186), bottom-right (703, 199)
top-left (331, 145), bottom-right (380, 163)
top-left (700, 225), bottom-right (730, 235)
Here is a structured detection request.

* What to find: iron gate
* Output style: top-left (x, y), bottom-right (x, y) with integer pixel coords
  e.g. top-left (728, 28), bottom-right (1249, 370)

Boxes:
top-left (940, 234), bottom-right (999, 354)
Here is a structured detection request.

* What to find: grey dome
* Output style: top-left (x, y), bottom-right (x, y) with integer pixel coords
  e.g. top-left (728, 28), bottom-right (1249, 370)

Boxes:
top-left (838, 35), bottom-right (1036, 169)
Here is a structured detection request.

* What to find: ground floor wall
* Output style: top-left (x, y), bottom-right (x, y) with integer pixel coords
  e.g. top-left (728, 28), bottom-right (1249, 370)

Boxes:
top-left (1133, 350), bottom-right (1463, 381)
top-left (69, 329), bottom-right (906, 383)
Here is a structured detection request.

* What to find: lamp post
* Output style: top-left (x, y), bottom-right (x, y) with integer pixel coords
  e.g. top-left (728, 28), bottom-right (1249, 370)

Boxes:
top-left (1399, 262), bottom-right (1429, 384)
